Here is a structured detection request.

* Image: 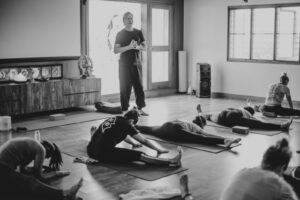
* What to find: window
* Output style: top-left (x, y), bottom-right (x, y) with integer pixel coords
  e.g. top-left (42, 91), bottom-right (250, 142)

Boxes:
top-left (228, 4), bottom-right (300, 63)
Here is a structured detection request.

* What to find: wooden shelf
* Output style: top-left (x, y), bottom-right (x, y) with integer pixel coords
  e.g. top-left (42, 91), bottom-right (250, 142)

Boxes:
top-left (0, 78), bottom-right (101, 116)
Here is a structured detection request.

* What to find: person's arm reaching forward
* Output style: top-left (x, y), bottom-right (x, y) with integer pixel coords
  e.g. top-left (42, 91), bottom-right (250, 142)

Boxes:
top-left (132, 133), bottom-right (169, 154)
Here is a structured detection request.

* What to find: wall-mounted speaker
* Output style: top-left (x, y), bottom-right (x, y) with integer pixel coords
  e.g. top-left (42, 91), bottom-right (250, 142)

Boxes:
top-left (196, 63), bottom-right (211, 98)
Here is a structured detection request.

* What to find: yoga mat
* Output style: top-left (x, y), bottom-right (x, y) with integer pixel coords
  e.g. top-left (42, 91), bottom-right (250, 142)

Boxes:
top-left (206, 121), bottom-right (282, 136)
top-left (61, 140), bottom-right (188, 181)
top-left (12, 111), bottom-right (112, 131)
top-left (255, 113), bottom-right (300, 123)
top-left (144, 134), bottom-right (241, 154)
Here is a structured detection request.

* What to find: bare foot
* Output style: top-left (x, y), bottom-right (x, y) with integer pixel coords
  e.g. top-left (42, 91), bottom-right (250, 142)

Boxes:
top-left (138, 109), bottom-right (149, 116)
top-left (246, 97), bottom-right (252, 106)
top-left (281, 117), bottom-right (293, 131)
top-left (63, 178), bottom-right (83, 200)
top-left (90, 126), bottom-right (97, 137)
top-left (253, 105), bottom-right (261, 112)
top-left (180, 175), bottom-right (194, 199)
top-left (170, 147), bottom-right (183, 167)
top-left (224, 138), bottom-right (241, 148)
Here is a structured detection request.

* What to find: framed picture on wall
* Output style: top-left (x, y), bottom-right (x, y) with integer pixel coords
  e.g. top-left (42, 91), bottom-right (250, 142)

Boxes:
top-left (51, 64), bottom-right (63, 79)
top-left (0, 68), bottom-right (10, 83)
top-left (31, 67), bottom-right (42, 79)
top-left (42, 66), bottom-right (51, 79)
top-left (20, 68), bottom-right (31, 79)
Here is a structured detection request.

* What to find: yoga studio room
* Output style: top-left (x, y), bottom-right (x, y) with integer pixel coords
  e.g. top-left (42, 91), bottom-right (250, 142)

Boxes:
top-left (1, 0), bottom-right (300, 199)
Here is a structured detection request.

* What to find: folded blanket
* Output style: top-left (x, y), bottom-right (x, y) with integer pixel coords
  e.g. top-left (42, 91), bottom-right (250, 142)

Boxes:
top-left (119, 186), bottom-right (181, 200)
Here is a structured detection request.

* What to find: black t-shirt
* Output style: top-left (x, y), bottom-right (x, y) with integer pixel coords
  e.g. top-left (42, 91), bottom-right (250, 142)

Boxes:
top-left (115, 28), bottom-right (145, 66)
top-left (89, 116), bottom-right (139, 150)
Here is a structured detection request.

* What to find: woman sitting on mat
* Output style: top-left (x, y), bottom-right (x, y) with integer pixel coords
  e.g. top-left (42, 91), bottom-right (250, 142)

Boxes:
top-left (206, 105), bottom-right (293, 131)
top-left (255, 72), bottom-right (300, 117)
top-left (0, 137), bottom-right (83, 200)
top-left (87, 108), bottom-right (182, 167)
top-left (221, 138), bottom-right (298, 200)
top-left (135, 108), bottom-right (241, 148)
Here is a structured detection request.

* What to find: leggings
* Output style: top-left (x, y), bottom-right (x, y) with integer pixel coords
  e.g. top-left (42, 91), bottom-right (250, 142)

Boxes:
top-left (87, 145), bottom-right (143, 164)
top-left (219, 110), bottom-right (282, 130)
top-left (135, 122), bottom-right (225, 145)
top-left (261, 105), bottom-right (300, 117)
top-left (119, 62), bottom-right (146, 111)
top-left (0, 163), bottom-right (63, 199)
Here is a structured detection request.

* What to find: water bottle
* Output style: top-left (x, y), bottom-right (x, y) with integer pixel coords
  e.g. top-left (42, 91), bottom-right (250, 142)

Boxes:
top-left (34, 130), bottom-right (41, 141)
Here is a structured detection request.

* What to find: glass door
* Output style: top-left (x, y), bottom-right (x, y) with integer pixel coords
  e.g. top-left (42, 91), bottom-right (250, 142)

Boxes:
top-left (148, 5), bottom-right (173, 89)
top-left (88, 0), bottom-right (142, 95)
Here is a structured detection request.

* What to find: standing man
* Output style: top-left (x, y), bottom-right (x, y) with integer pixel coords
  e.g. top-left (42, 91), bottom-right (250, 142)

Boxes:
top-left (114, 12), bottom-right (148, 116)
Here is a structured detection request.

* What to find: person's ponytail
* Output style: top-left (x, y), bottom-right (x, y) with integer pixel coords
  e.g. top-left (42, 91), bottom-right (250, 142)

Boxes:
top-left (41, 140), bottom-right (63, 171)
top-left (49, 143), bottom-right (63, 170)
top-left (262, 138), bottom-right (292, 170)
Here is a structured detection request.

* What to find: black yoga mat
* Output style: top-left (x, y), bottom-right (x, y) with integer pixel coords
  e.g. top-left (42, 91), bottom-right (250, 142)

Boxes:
top-left (61, 139), bottom-right (188, 181)
top-left (144, 134), bottom-right (241, 154)
top-left (206, 120), bottom-right (282, 136)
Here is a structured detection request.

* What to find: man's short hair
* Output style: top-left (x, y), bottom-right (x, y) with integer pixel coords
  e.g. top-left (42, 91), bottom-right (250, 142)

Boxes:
top-left (124, 108), bottom-right (140, 124)
top-left (123, 12), bottom-right (133, 22)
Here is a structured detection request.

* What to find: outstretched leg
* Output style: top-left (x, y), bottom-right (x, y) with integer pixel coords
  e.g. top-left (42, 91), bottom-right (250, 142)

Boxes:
top-left (96, 147), bottom-right (183, 167)
top-left (135, 125), bottom-right (162, 137)
top-left (235, 117), bottom-right (293, 131)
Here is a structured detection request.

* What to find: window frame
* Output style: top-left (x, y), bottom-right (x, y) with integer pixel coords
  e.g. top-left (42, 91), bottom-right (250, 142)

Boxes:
top-left (227, 3), bottom-right (300, 65)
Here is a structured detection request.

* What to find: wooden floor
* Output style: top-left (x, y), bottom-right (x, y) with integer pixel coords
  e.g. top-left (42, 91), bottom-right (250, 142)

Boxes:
top-left (2, 95), bottom-right (300, 200)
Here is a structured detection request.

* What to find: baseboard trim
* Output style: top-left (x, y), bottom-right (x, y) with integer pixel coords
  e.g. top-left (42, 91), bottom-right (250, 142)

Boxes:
top-left (101, 88), bottom-right (178, 103)
top-left (212, 92), bottom-right (300, 107)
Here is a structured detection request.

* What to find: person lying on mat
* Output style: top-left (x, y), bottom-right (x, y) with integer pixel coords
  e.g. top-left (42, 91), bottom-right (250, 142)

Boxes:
top-left (221, 138), bottom-right (298, 200)
top-left (87, 108), bottom-right (182, 167)
top-left (0, 137), bottom-right (83, 200)
top-left (205, 105), bottom-right (293, 131)
top-left (254, 72), bottom-right (300, 117)
top-left (135, 112), bottom-right (241, 148)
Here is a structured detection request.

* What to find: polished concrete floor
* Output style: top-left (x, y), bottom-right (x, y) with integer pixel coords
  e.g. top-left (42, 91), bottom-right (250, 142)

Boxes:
top-left (2, 95), bottom-right (300, 200)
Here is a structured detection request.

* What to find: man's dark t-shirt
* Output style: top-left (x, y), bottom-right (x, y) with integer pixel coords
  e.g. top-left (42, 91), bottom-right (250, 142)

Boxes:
top-left (115, 28), bottom-right (145, 66)
top-left (87, 116), bottom-right (139, 157)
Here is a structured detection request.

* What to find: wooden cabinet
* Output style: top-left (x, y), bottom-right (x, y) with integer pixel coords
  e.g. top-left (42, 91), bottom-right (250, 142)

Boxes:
top-left (27, 80), bottom-right (64, 112)
top-left (0, 84), bottom-right (27, 115)
top-left (63, 78), bottom-right (101, 108)
top-left (0, 78), bottom-right (101, 116)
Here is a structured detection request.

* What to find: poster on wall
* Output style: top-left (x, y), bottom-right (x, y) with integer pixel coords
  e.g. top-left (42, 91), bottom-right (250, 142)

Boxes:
top-left (0, 64), bottom-right (63, 83)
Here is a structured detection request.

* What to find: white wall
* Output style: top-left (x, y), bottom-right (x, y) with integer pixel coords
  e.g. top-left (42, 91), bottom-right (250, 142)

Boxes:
top-left (0, 0), bottom-right (81, 59)
top-left (184, 0), bottom-right (300, 101)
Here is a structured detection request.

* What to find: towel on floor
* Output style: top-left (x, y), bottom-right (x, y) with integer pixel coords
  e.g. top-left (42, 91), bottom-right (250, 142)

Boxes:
top-left (119, 186), bottom-right (181, 200)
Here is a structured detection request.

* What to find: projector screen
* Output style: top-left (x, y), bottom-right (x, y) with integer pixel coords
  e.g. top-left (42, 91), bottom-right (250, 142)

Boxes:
top-left (0, 0), bottom-right (81, 61)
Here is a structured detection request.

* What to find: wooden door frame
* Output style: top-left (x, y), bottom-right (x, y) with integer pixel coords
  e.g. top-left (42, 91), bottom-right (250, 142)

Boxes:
top-left (147, 4), bottom-right (174, 90)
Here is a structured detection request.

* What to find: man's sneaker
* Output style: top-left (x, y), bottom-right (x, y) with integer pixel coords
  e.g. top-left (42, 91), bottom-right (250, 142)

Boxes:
top-left (138, 109), bottom-right (149, 116)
